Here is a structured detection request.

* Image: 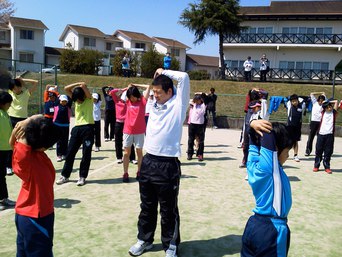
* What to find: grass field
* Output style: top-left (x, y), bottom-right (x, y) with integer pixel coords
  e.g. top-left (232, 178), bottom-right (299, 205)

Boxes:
top-left (0, 124), bottom-right (341, 257)
top-left (24, 72), bottom-right (342, 125)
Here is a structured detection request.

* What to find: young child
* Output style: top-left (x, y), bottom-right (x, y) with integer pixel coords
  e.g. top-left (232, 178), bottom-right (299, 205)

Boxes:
top-left (286, 94), bottom-right (305, 162)
top-left (241, 119), bottom-right (294, 257)
top-left (0, 92), bottom-right (16, 211)
top-left (9, 114), bottom-right (60, 257)
top-left (92, 92), bottom-right (102, 152)
top-left (56, 82), bottom-right (94, 186)
top-left (305, 92), bottom-right (325, 156)
top-left (187, 94), bottom-right (206, 161)
top-left (121, 84), bottom-right (150, 182)
top-left (43, 85), bottom-right (59, 121)
top-left (53, 94), bottom-right (72, 162)
top-left (102, 86), bottom-right (115, 141)
top-left (313, 99), bottom-right (339, 174)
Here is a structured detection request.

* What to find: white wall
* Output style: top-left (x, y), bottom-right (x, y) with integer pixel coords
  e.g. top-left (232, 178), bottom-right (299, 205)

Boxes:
top-left (64, 30), bottom-right (79, 50)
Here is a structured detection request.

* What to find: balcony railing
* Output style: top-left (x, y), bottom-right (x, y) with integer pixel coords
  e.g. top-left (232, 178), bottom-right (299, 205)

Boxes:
top-left (225, 67), bottom-right (342, 83)
top-left (224, 33), bottom-right (342, 44)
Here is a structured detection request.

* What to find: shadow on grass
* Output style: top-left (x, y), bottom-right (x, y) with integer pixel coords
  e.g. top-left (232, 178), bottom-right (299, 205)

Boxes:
top-left (205, 151), bottom-right (228, 154)
top-left (54, 198), bottom-right (81, 208)
top-left (206, 144), bottom-right (230, 148)
top-left (86, 177), bottom-right (138, 184)
top-left (181, 162), bottom-right (206, 166)
top-left (204, 156), bottom-right (236, 161)
top-left (181, 174), bottom-right (198, 179)
top-left (282, 165), bottom-right (300, 169)
top-left (75, 156), bottom-right (108, 161)
top-left (288, 176), bottom-right (301, 182)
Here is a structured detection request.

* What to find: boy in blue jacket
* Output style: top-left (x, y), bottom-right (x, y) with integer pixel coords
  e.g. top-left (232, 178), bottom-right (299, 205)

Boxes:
top-left (241, 119), bottom-right (294, 257)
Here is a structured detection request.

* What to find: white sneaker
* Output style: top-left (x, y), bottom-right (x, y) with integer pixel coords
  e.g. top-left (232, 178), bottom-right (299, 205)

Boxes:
top-left (76, 177), bottom-right (86, 186)
top-left (213, 126), bottom-right (218, 129)
top-left (294, 156), bottom-right (300, 162)
top-left (56, 176), bottom-right (69, 185)
top-left (128, 239), bottom-right (153, 256)
top-left (94, 147), bottom-right (100, 152)
top-left (165, 244), bottom-right (177, 257)
top-left (131, 160), bottom-right (138, 165)
top-left (56, 156), bottom-right (63, 162)
top-left (104, 138), bottom-right (109, 142)
top-left (117, 159), bottom-right (123, 164)
top-left (6, 167), bottom-right (14, 176)
top-left (245, 174), bottom-right (249, 181)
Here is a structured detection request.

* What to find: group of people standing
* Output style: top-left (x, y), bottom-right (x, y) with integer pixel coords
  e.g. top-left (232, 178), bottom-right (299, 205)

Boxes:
top-left (243, 54), bottom-right (269, 82)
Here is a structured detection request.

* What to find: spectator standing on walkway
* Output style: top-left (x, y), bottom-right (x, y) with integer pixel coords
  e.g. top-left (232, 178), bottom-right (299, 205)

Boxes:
top-left (122, 53), bottom-right (131, 78)
top-left (163, 52), bottom-right (172, 70)
top-left (56, 82), bottom-right (94, 187)
top-left (128, 68), bottom-right (189, 257)
top-left (206, 87), bottom-right (218, 128)
top-left (259, 54), bottom-right (269, 82)
top-left (102, 86), bottom-right (115, 141)
top-left (243, 56), bottom-right (253, 82)
top-left (305, 92), bottom-right (325, 156)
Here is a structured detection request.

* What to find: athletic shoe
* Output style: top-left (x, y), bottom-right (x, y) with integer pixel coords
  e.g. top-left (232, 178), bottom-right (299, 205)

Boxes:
top-left (305, 152), bottom-right (310, 157)
top-left (294, 156), bottom-right (300, 162)
top-left (239, 163), bottom-right (246, 168)
top-left (6, 167), bottom-right (14, 176)
top-left (131, 160), bottom-right (138, 165)
top-left (237, 143), bottom-right (243, 149)
top-left (94, 147), bottom-right (100, 152)
top-left (105, 138), bottom-right (109, 142)
top-left (123, 173), bottom-right (130, 183)
top-left (117, 159), bottom-right (123, 164)
top-left (325, 169), bottom-right (332, 174)
top-left (76, 177), bottom-right (86, 186)
top-left (245, 174), bottom-right (249, 181)
top-left (56, 156), bottom-right (63, 162)
top-left (0, 198), bottom-right (16, 207)
top-left (128, 239), bottom-right (153, 256)
top-left (198, 155), bottom-right (203, 161)
top-left (213, 126), bottom-right (218, 129)
top-left (56, 176), bottom-right (69, 185)
top-left (165, 244), bottom-right (177, 257)
top-left (187, 155), bottom-right (192, 160)
top-left (313, 168), bottom-right (319, 172)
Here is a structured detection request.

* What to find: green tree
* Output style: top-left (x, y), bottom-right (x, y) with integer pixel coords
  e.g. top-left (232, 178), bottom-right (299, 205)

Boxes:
top-left (179, 0), bottom-right (244, 79)
top-left (140, 47), bottom-right (163, 78)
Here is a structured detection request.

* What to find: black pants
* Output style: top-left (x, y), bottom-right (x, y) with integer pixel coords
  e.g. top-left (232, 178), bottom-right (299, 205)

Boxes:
top-left (314, 134), bottom-right (334, 169)
top-left (104, 110), bottom-right (115, 140)
top-left (244, 70), bottom-right (252, 82)
top-left (207, 109), bottom-right (217, 127)
top-left (187, 123), bottom-right (205, 157)
top-left (61, 124), bottom-right (94, 179)
top-left (0, 150), bottom-right (11, 200)
top-left (56, 126), bottom-right (69, 157)
top-left (137, 153), bottom-right (181, 251)
top-left (260, 70), bottom-right (267, 82)
top-left (306, 121), bottom-right (320, 155)
top-left (114, 122), bottom-right (135, 160)
top-left (94, 120), bottom-right (101, 147)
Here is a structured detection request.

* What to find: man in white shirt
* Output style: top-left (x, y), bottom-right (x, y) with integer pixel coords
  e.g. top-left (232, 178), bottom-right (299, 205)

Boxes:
top-left (243, 56), bottom-right (254, 82)
top-left (129, 68), bottom-right (190, 257)
top-left (305, 92), bottom-right (325, 156)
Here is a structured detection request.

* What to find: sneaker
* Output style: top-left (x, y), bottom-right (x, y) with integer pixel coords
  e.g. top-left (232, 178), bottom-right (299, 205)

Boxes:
top-left (165, 244), bottom-right (177, 257)
top-left (313, 168), bottom-right (319, 172)
top-left (129, 239), bottom-right (153, 256)
top-left (239, 163), bottom-right (246, 168)
top-left (123, 173), bottom-right (130, 183)
top-left (294, 156), bottom-right (300, 162)
top-left (56, 176), bottom-right (69, 185)
top-left (213, 126), bottom-right (218, 129)
top-left (245, 174), bottom-right (249, 181)
top-left (6, 167), bottom-right (14, 176)
top-left (305, 152), bottom-right (310, 157)
top-left (56, 156), bottom-right (63, 162)
top-left (325, 169), bottom-right (332, 174)
top-left (105, 138), bottom-right (110, 142)
top-left (136, 171), bottom-right (140, 181)
top-left (0, 198), bottom-right (16, 207)
top-left (76, 177), bottom-right (86, 186)
top-left (117, 159), bottom-right (123, 164)
top-left (237, 142), bottom-right (243, 149)
top-left (187, 155), bottom-right (192, 160)
top-left (198, 155), bottom-right (203, 161)
top-left (94, 147), bottom-right (100, 152)
top-left (131, 160), bottom-right (138, 165)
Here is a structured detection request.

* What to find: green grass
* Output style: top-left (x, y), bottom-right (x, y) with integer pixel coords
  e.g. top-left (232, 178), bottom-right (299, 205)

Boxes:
top-left (24, 72), bottom-right (342, 124)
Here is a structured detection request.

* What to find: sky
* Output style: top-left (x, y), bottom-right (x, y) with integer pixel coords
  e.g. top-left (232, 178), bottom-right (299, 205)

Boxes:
top-left (12, 0), bottom-right (275, 56)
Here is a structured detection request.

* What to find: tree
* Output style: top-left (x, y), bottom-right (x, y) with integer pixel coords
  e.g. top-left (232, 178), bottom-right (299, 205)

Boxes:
top-left (179, 0), bottom-right (244, 79)
top-left (140, 47), bottom-right (163, 78)
top-left (0, 0), bottom-right (15, 23)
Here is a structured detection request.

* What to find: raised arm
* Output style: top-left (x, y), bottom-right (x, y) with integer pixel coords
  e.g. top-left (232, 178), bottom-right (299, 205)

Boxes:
top-left (131, 83), bottom-right (151, 99)
top-left (64, 82), bottom-right (85, 98)
top-left (18, 78), bottom-right (39, 94)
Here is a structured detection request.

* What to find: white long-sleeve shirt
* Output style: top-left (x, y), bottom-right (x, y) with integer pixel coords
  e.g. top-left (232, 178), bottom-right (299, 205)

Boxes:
top-left (144, 70), bottom-right (190, 157)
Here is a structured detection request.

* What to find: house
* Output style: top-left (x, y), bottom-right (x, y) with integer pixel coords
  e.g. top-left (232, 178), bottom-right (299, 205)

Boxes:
top-left (153, 37), bottom-right (190, 71)
top-left (186, 54), bottom-right (219, 79)
top-left (113, 29), bottom-right (154, 53)
top-left (223, 0), bottom-right (342, 82)
top-left (44, 46), bottom-right (64, 67)
top-left (0, 17), bottom-right (48, 72)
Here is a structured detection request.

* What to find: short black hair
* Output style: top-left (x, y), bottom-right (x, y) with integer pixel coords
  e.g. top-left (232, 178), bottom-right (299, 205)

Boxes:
top-left (317, 95), bottom-right (325, 102)
top-left (72, 87), bottom-right (85, 102)
top-left (289, 94), bottom-right (299, 101)
top-left (0, 91), bottom-right (13, 105)
top-left (8, 78), bottom-right (22, 91)
top-left (272, 122), bottom-right (295, 155)
top-left (25, 116), bottom-right (61, 150)
top-left (152, 74), bottom-right (174, 95)
top-left (126, 86), bottom-right (141, 100)
top-left (193, 94), bottom-right (203, 103)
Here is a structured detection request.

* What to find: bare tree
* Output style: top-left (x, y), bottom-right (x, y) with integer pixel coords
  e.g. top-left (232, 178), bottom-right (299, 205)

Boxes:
top-left (0, 0), bottom-right (15, 23)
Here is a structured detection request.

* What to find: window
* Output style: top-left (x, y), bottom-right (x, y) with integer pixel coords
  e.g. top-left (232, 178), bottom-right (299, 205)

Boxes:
top-left (171, 48), bottom-right (180, 57)
top-left (84, 37), bottom-right (96, 47)
top-left (0, 31), bottom-right (5, 40)
top-left (135, 42), bottom-right (146, 50)
top-left (19, 53), bottom-right (34, 62)
top-left (106, 43), bottom-right (112, 51)
top-left (20, 30), bottom-right (34, 40)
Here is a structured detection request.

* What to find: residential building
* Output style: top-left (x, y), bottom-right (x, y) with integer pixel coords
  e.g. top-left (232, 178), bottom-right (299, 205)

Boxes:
top-left (0, 17), bottom-right (48, 72)
top-left (45, 46), bottom-right (64, 67)
top-left (113, 29), bottom-right (153, 53)
top-left (223, 0), bottom-right (342, 82)
top-left (153, 37), bottom-right (190, 71)
top-left (186, 54), bottom-right (219, 79)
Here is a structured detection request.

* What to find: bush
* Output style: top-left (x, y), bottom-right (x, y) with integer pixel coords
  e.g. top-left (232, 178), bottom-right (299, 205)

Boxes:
top-left (140, 47), bottom-right (163, 78)
top-left (188, 70), bottom-right (210, 80)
